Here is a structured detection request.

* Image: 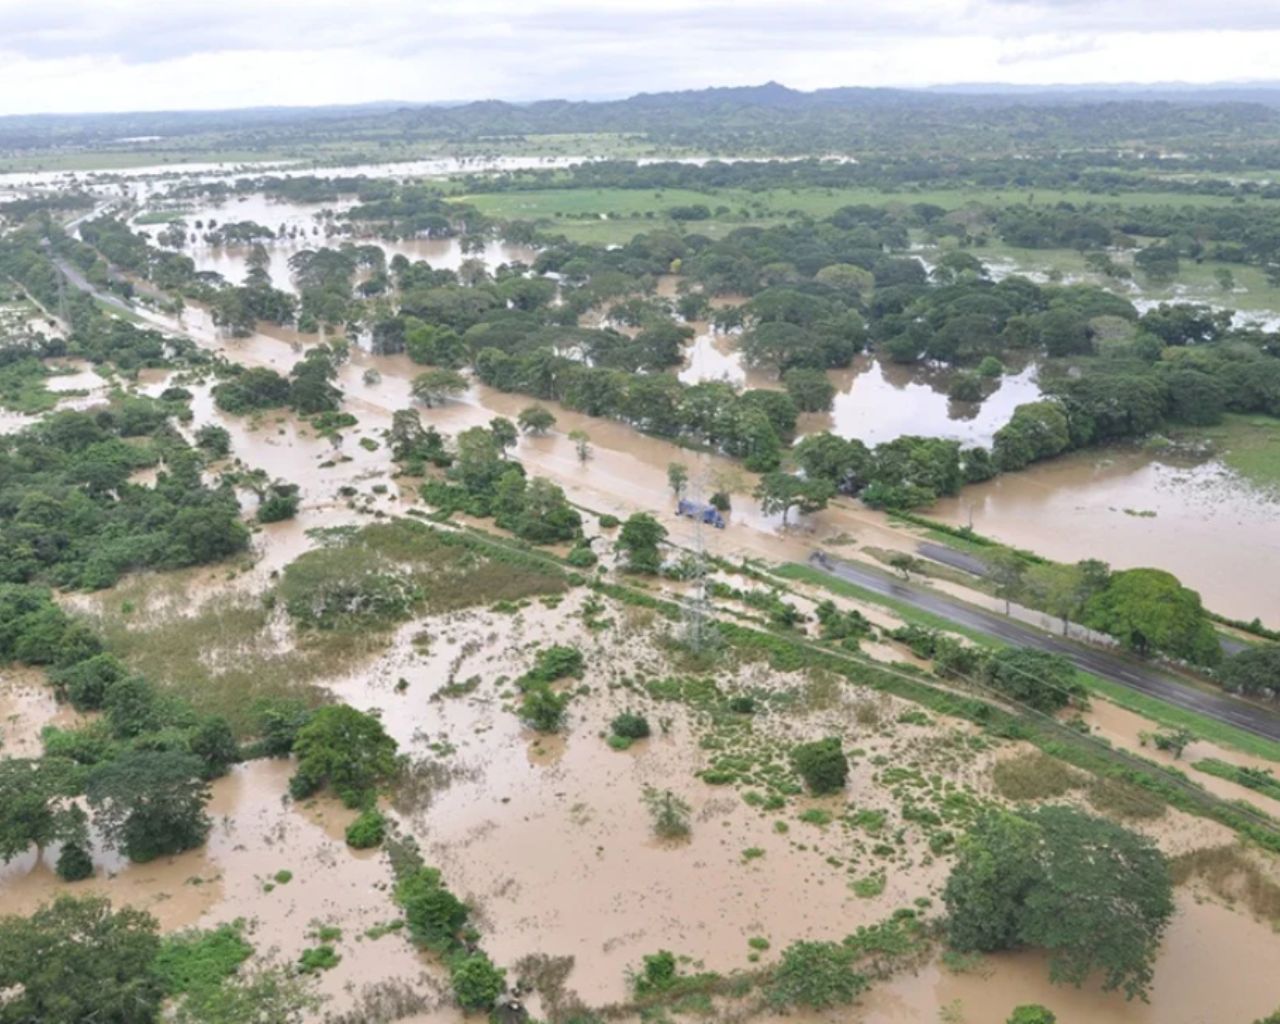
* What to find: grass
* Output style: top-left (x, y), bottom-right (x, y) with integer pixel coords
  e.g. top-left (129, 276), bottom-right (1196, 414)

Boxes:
top-left (91, 519), bottom-right (566, 734)
top-left (1170, 844), bottom-right (1280, 924)
top-left (991, 751), bottom-right (1083, 801)
top-left (1193, 758), bottom-right (1280, 802)
top-left (1184, 414), bottom-right (1280, 493)
top-left (1086, 776), bottom-right (1167, 820)
top-left (153, 921), bottom-right (253, 998)
top-left (0, 359), bottom-right (59, 414)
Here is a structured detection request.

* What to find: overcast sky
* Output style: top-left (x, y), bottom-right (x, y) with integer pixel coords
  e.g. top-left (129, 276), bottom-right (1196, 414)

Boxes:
top-left (3, 0), bottom-right (1279, 115)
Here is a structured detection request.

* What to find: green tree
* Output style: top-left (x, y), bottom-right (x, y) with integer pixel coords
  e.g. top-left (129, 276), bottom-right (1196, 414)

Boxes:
top-left (782, 366), bottom-right (836, 412)
top-left (395, 866), bottom-right (469, 952)
top-left (411, 368), bottom-right (468, 407)
top-left (667, 461), bottom-right (689, 499)
top-left (489, 416), bottom-right (518, 456)
top-left (517, 404), bottom-right (556, 434)
top-left (569, 429), bottom-right (592, 464)
top-left (1219, 644), bottom-right (1280, 697)
top-left (983, 647), bottom-right (1086, 714)
top-left (791, 737), bottom-right (848, 795)
top-left (616, 513), bottom-right (667, 574)
top-left (86, 751), bottom-right (211, 863)
top-left (0, 758), bottom-right (84, 864)
top-left (450, 952), bottom-right (506, 1012)
top-left (288, 704), bottom-right (399, 807)
top-left (1084, 568), bottom-right (1220, 666)
top-left (984, 549), bottom-right (1028, 615)
top-left (944, 806), bottom-right (1173, 1000)
top-left (0, 895), bottom-right (164, 1024)
top-left (754, 472), bottom-right (834, 526)
top-left (792, 432), bottom-right (871, 494)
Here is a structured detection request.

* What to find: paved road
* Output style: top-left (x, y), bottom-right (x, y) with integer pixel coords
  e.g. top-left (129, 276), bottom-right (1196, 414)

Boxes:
top-left (811, 552), bottom-right (1280, 742)
top-left (914, 540), bottom-right (1251, 657)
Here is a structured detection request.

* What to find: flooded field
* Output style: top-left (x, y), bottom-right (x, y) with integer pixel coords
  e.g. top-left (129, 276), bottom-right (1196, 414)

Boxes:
top-left (5, 160), bottom-right (1280, 1024)
top-left (931, 445), bottom-right (1280, 626)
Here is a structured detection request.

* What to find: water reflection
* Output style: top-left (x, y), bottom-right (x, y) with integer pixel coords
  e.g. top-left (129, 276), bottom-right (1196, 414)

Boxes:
top-left (813, 355), bottom-right (1043, 447)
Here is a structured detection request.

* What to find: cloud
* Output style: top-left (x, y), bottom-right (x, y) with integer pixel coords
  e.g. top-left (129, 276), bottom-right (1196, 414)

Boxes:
top-left (0, 0), bottom-right (1277, 114)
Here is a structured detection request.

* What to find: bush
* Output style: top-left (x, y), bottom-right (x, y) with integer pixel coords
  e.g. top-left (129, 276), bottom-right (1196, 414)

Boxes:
top-left (55, 842), bottom-right (94, 882)
top-left (153, 921), bottom-right (253, 997)
top-left (297, 945), bottom-right (341, 973)
top-left (345, 808), bottom-right (387, 849)
top-left (1007, 1006), bottom-right (1056, 1024)
top-left (791, 737), bottom-right (848, 795)
top-left (611, 711), bottom-right (651, 740)
top-left (449, 952), bottom-right (505, 1012)
top-left (766, 941), bottom-right (868, 1010)
top-left (983, 648), bottom-right (1085, 714)
top-left (396, 866), bottom-right (469, 952)
top-left (566, 544), bottom-right (598, 568)
top-left (644, 787), bottom-right (691, 839)
top-left (519, 685), bottom-right (569, 733)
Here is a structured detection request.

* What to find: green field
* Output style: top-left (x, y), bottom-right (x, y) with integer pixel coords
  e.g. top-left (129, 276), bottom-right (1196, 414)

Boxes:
top-left (1185, 414), bottom-right (1280, 492)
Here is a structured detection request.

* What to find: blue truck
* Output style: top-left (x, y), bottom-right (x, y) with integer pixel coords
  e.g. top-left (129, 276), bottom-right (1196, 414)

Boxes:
top-left (676, 498), bottom-right (726, 529)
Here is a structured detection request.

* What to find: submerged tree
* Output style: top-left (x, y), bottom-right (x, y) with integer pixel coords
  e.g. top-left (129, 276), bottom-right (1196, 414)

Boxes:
top-left (944, 806), bottom-right (1173, 1000)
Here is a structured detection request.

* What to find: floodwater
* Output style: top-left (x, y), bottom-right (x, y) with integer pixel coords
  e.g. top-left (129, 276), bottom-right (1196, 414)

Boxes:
top-left (931, 446), bottom-right (1280, 626)
top-left (676, 337), bottom-right (1043, 448)
top-left (862, 893), bottom-right (1279, 1024)
top-left (810, 355), bottom-right (1044, 448)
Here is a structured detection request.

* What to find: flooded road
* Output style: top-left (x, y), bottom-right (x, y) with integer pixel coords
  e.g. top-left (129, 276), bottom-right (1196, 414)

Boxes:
top-left (931, 446), bottom-right (1280, 626)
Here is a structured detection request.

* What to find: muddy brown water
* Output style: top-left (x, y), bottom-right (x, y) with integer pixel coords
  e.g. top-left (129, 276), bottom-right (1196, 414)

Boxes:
top-left (8, 253), bottom-right (1280, 1020)
top-left (931, 445), bottom-right (1280, 626)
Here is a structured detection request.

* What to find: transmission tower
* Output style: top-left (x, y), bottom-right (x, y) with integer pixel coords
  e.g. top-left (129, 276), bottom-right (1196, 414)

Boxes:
top-left (681, 466), bottom-right (716, 653)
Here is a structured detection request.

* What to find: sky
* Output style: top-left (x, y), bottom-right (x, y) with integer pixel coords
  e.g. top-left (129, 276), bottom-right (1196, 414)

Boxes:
top-left (3, 0), bottom-right (1280, 115)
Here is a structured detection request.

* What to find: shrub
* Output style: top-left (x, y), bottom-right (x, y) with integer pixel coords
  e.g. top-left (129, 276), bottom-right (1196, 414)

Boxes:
top-left (766, 941), bottom-right (868, 1010)
top-left (644, 788), bottom-right (691, 839)
top-left (792, 737), bottom-right (848, 795)
top-left (396, 866), bottom-right (469, 952)
top-left (519, 685), bottom-right (569, 733)
top-left (449, 952), bottom-right (505, 1012)
top-left (633, 949), bottom-right (677, 995)
top-left (55, 842), bottom-right (94, 881)
top-left (1007, 1006), bottom-right (1056, 1024)
top-left (566, 545), bottom-right (598, 568)
top-left (153, 921), bottom-right (253, 997)
top-left (345, 808), bottom-right (387, 849)
top-left (611, 711), bottom-right (651, 740)
top-left (297, 945), bottom-right (341, 973)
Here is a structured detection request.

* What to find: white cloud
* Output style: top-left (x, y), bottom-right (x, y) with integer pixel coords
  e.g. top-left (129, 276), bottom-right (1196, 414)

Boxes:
top-left (0, 0), bottom-right (1276, 113)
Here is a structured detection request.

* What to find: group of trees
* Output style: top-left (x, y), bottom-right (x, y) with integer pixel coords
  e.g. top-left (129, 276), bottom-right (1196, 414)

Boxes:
top-left (212, 342), bottom-right (345, 417)
top-left (0, 585), bottom-right (239, 872)
top-left (419, 420), bottom-right (582, 545)
top-left (0, 406), bottom-right (248, 589)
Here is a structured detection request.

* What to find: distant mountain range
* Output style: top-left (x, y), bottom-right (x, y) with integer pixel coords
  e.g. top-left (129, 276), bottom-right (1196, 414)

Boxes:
top-left (6, 80), bottom-right (1280, 152)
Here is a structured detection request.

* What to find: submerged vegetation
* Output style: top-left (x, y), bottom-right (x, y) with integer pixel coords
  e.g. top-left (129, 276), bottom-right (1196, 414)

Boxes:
top-left (2, 79), bottom-right (1280, 1024)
